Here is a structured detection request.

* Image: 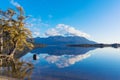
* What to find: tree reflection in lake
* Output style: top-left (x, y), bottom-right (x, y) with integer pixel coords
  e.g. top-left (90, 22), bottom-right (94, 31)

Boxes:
top-left (0, 57), bottom-right (33, 80)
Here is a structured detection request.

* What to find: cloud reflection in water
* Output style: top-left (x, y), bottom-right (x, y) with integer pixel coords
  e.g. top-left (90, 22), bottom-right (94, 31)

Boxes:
top-left (43, 53), bottom-right (91, 68)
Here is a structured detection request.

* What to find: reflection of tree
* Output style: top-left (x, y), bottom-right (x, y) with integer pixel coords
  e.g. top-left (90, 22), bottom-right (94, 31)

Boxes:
top-left (0, 57), bottom-right (33, 80)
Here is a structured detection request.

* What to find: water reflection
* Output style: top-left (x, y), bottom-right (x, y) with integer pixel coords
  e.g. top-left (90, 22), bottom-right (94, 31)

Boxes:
top-left (0, 46), bottom-right (96, 80)
top-left (31, 46), bottom-right (95, 55)
top-left (12, 47), bottom-right (120, 80)
top-left (20, 48), bottom-right (93, 80)
top-left (43, 53), bottom-right (91, 68)
top-left (0, 58), bottom-right (33, 80)
top-left (29, 46), bottom-right (95, 68)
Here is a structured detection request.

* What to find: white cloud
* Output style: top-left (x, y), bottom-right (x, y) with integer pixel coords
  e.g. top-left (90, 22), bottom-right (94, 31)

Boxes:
top-left (45, 28), bottom-right (60, 36)
top-left (25, 18), bottom-right (90, 38)
top-left (44, 53), bottom-right (91, 68)
top-left (33, 32), bottom-right (41, 37)
top-left (10, 0), bottom-right (21, 7)
top-left (25, 17), bottom-right (49, 37)
top-left (45, 24), bottom-right (90, 38)
top-left (26, 17), bottom-right (50, 28)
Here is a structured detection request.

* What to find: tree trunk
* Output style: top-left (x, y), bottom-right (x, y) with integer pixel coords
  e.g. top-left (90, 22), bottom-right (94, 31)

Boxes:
top-left (9, 48), bottom-right (16, 58)
top-left (0, 29), bottom-right (3, 54)
top-left (9, 42), bottom-right (17, 58)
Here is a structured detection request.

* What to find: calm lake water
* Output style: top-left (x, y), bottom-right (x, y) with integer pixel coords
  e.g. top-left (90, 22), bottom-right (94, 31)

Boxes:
top-left (20, 47), bottom-right (120, 80)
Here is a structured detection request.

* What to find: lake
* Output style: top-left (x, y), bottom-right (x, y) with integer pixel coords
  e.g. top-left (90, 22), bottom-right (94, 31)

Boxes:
top-left (2, 46), bottom-right (120, 80)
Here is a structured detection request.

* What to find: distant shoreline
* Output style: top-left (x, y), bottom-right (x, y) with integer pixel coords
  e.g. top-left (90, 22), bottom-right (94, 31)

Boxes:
top-left (67, 43), bottom-right (120, 48)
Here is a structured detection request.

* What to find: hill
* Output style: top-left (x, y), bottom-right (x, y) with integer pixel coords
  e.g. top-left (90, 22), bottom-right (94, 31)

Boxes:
top-left (34, 36), bottom-right (96, 45)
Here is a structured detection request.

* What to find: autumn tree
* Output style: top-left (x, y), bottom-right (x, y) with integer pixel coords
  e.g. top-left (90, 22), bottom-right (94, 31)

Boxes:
top-left (0, 7), bottom-right (34, 58)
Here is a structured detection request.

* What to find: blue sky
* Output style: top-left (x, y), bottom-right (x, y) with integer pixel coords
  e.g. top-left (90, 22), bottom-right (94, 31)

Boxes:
top-left (0, 0), bottom-right (120, 43)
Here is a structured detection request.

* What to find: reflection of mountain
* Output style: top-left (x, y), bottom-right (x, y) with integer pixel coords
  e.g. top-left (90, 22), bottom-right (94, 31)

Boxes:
top-left (30, 47), bottom-right (95, 68)
top-left (43, 53), bottom-right (91, 68)
top-left (21, 51), bottom-right (92, 68)
top-left (31, 46), bottom-right (95, 55)
top-left (34, 36), bottom-right (96, 45)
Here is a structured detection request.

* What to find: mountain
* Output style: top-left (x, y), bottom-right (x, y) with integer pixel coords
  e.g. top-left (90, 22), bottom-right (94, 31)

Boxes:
top-left (34, 36), bottom-right (96, 45)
